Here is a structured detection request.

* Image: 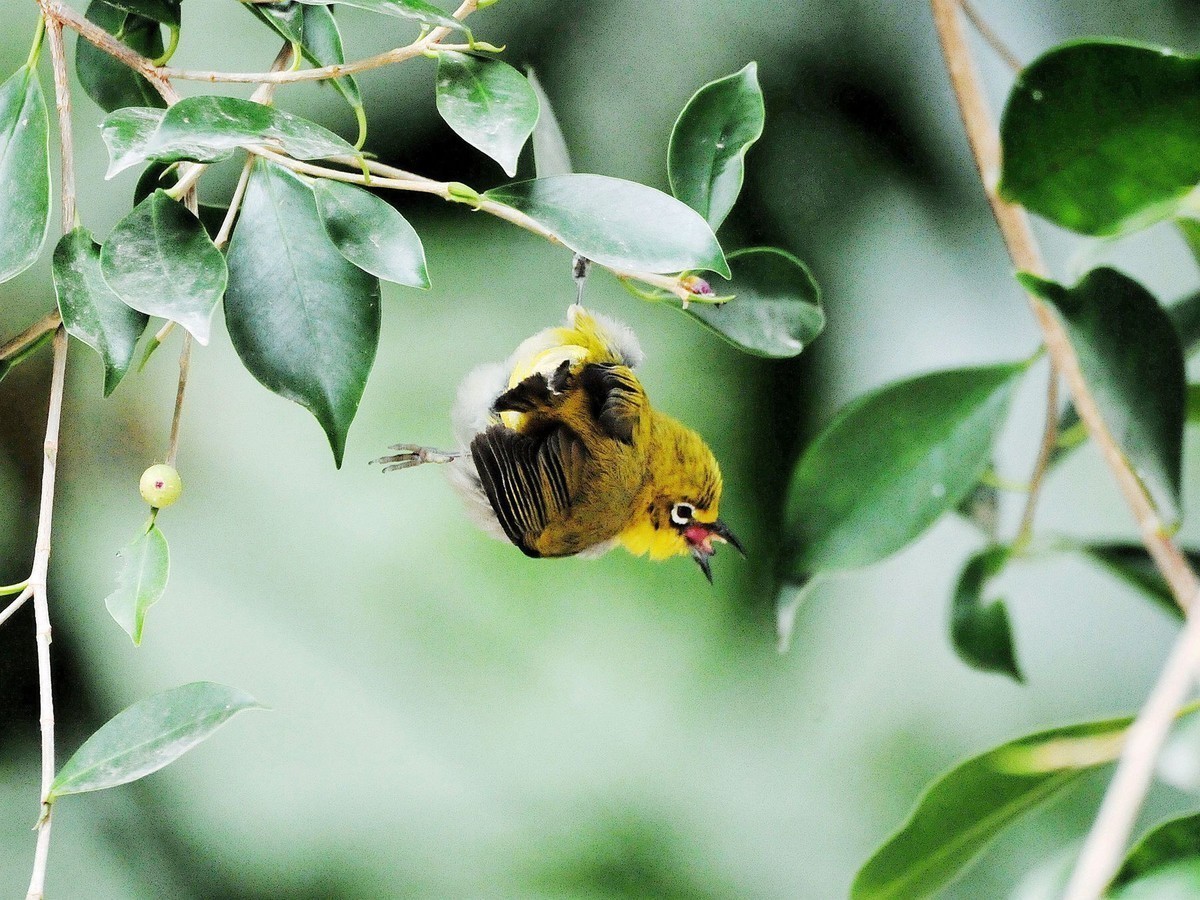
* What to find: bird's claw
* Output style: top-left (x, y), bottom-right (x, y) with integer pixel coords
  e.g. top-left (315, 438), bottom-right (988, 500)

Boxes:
top-left (371, 444), bottom-right (460, 472)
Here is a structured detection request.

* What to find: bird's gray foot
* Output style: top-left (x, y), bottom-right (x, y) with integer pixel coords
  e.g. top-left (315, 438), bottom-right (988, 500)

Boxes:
top-left (371, 444), bottom-right (461, 473)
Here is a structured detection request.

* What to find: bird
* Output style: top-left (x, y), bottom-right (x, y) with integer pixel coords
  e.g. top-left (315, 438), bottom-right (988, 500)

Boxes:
top-left (373, 304), bottom-right (744, 581)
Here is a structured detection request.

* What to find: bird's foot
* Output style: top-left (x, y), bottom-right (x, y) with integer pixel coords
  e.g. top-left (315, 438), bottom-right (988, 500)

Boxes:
top-left (371, 444), bottom-right (461, 473)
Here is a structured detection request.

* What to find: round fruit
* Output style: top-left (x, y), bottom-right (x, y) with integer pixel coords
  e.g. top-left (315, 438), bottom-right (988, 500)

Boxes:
top-left (139, 464), bottom-right (182, 509)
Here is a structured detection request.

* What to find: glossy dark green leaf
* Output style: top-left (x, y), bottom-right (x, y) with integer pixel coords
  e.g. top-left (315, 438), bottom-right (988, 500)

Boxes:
top-left (243, 0), bottom-right (306, 44)
top-left (132, 162), bottom-right (228, 239)
top-left (786, 363), bottom-right (1025, 576)
top-left (951, 545), bottom-right (1022, 681)
top-left (1113, 812), bottom-right (1200, 892)
top-left (293, 0), bottom-right (462, 31)
top-left (436, 51), bottom-right (539, 177)
top-left (686, 247), bottom-right (822, 358)
top-left (102, 0), bottom-right (180, 27)
top-left (485, 174), bottom-right (729, 276)
top-left (103, 520), bottom-right (168, 645)
top-left (0, 329), bottom-right (53, 385)
top-left (668, 62), bottom-right (764, 231)
top-left (1078, 542), bottom-right (1195, 620)
top-left (999, 41), bottom-right (1200, 236)
top-left (312, 179), bottom-right (429, 288)
top-left (525, 68), bottom-right (571, 178)
top-left (852, 714), bottom-right (1133, 900)
top-left (300, 5), bottom-right (364, 124)
top-left (100, 190), bottom-right (228, 345)
top-left (77, 1), bottom-right (167, 113)
top-left (1021, 269), bottom-right (1185, 523)
top-left (103, 96), bottom-right (359, 177)
top-left (225, 161), bottom-right (380, 467)
top-left (0, 66), bottom-right (50, 284)
top-left (100, 106), bottom-right (165, 178)
top-left (52, 228), bottom-right (148, 396)
top-left (48, 682), bottom-right (261, 799)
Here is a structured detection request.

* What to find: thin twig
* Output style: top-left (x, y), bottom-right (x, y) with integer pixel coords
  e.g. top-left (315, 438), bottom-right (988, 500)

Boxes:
top-left (958, 0), bottom-right (1023, 73)
top-left (1015, 371), bottom-right (1059, 543)
top-left (214, 157), bottom-right (256, 249)
top-left (0, 585), bottom-right (34, 629)
top-left (0, 311), bottom-right (62, 362)
top-left (165, 334), bottom-right (191, 469)
top-left (24, 327), bottom-right (67, 900)
top-left (42, 0), bottom-right (477, 93)
top-left (162, 42), bottom-right (475, 84)
top-left (41, 0), bottom-right (179, 103)
top-left (1064, 596), bottom-right (1200, 899)
top-left (44, 18), bottom-right (74, 230)
top-left (929, 2), bottom-right (1200, 896)
top-left (250, 147), bottom-right (696, 301)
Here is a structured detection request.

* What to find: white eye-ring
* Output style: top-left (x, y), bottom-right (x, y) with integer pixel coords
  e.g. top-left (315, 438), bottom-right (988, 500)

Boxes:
top-left (671, 503), bottom-right (695, 526)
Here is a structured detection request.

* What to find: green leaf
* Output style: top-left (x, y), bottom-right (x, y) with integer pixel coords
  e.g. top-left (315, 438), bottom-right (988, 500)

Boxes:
top-left (100, 106), bottom-right (165, 178)
top-left (102, 0), bottom-right (180, 27)
top-left (103, 521), bottom-right (169, 645)
top-left (77, 1), bottom-right (168, 113)
top-left (0, 66), bottom-right (50, 284)
top-left (312, 179), bottom-right (429, 288)
top-left (102, 96), bottom-right (360, 177)
top-left (786, 363), bottom-right (1025, 576)
top-left (52, 228), bottom-right (148, 396)
top-left (485, 174), bottom-right (729, 277)
top-left (436, 51), bottom-right (539, 177)
top-left (299, 5), bottom-right (365, 125)
top-left (1077, 542), bottom-right (1193, 620)
top-left (851, 714), bottom-right (1133, 900)
top-left (1189, 384), bottom-right (1200, 424)
top-left (951, 545), bottom-right (1022, 681)
top-left (1111, 859), bottom-right (1200, 899)
top-left (775, 572), bottom-right (837, 654)
top-left (668, 62), bottom-right (764, 231)
top-left (686, 247), bottom-right (822, 358)
top-left (999, 41), bottom-right (1200, 236)
top-left (1020, 269), bottom-right (1185, 523)
top-left (293, 0), bottom-right (462, 31)
top-left (225, 161), bottom-right (380, 467)
top-left (243, 0), bottom-right (306, 44)
top-left (525, 67), bottom-right (572, 178)
top-left (49, 682), bottom-right (261, 799)
top-left (1169, 288), bottom-right (1200, 354)
top-left (1113, 812), bottom-right (1200, 892)
top-left (100, 190), bottom-right (228, 345)
top-left (244, 3), bottom-right (365, 132)
top-left (0, 328), bottom-right (53, 385)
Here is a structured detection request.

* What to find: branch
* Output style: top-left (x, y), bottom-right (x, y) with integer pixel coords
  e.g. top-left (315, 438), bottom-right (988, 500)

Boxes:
top-left (1, 310), bottom-right (62, 362)
top-left (930, 2), bottom-right (1200, 896)
top-left (250, 147), bottom-right (697, 302)
top-left (40, 0), bottom-right (179, 103)
top-left (1015, 370), bottom-right (1058, 543)
top-left (24, 326), bottom-right (67, 900)
top-left (958, 0), bottom-right (1022, 73)
top-left (43, 0), bottom-right (478, 91)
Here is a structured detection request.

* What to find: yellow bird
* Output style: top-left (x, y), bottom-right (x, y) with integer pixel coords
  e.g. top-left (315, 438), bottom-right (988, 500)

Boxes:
top-left (375, 304), bottom-right (743, 581)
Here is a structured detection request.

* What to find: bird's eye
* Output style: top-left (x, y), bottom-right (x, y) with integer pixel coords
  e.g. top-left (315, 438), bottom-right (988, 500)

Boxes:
top-left (671, 503), bottom-right (694, 526)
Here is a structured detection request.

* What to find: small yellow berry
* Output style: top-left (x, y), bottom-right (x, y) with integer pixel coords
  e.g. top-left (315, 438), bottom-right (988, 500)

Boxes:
top-left (139, 464), bottom-right (182, 509)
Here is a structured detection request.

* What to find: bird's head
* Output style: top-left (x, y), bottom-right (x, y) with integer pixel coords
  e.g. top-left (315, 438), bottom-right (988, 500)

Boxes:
top-left (619, 415), bottom-right (745, 581)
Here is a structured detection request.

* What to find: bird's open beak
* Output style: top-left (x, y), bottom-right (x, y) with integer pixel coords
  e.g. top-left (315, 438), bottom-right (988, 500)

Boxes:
top-left (685, 518), bottom-right (746, 583)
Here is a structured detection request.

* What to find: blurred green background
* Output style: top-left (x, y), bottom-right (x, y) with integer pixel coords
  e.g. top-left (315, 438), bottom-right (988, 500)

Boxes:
top-left (4, 1), bottom-right (1200, 896)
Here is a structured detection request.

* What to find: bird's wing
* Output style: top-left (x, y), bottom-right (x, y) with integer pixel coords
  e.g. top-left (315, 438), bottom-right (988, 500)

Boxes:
top-left (579, 364), bottom-right (645, 445)
top-left (470, 425), bottom-right (577, 558)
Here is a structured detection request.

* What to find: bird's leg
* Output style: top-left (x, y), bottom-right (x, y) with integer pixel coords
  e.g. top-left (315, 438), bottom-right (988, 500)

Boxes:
top-left (571, 253), bottom-right (590, 304)
top-left (371, 444), bottom-right (461, 473)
